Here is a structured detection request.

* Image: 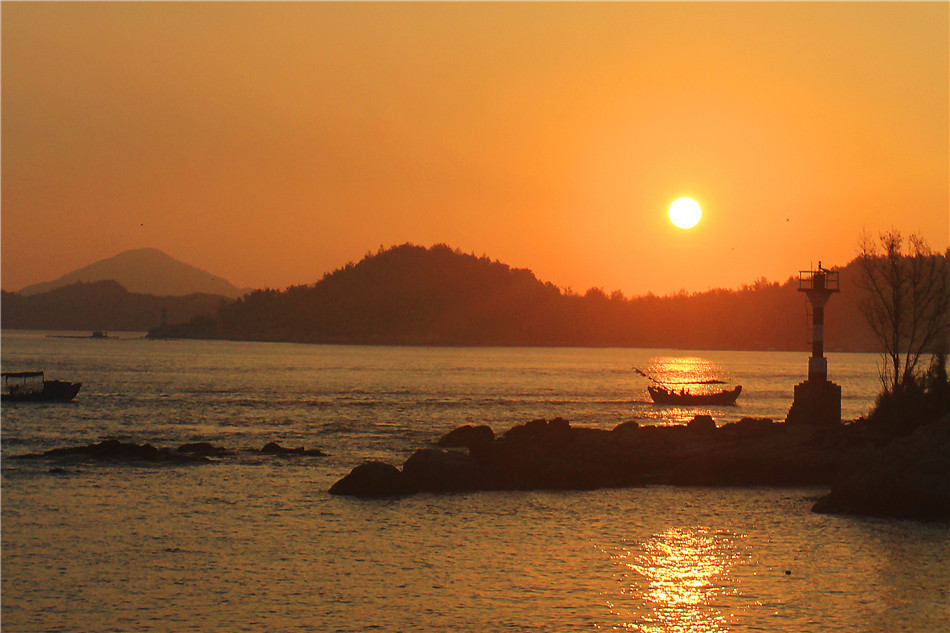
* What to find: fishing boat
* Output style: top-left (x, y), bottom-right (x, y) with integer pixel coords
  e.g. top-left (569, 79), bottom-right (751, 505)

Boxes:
top-left (2, 371), bottom-right (82, 402)
top-left (648, 385), bottom-right (742, 406)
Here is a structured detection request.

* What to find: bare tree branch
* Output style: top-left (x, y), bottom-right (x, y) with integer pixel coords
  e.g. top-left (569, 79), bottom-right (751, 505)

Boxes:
top-left (857, 231), bottom-right (949, 394)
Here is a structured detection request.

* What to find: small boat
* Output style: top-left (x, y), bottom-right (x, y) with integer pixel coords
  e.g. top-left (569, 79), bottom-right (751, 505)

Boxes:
top-left (47, 331), bottom-right (111, 340)
top-left (648, 385), bottom-right (742, 406)
top-left (2, 371), bottom-right (82, 402)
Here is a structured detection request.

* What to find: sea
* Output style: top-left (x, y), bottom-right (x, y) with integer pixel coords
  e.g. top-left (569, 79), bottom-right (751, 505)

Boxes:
top-left (2, 330), bottom-right (948, 632)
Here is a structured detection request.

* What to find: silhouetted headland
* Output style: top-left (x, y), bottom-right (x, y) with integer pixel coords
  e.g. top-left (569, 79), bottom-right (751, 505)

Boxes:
top-left (330, 414), bottom-right (950, 521)
top-left (147, 243), bottom-right (878, 350)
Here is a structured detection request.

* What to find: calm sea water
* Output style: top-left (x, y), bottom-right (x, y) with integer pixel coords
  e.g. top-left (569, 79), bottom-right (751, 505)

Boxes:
top-left (2, 331), bottom-right (948, 632)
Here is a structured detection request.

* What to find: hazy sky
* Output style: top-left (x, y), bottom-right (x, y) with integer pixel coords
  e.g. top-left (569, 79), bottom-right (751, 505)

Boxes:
top-left (3, 2), bottom-right (947, 296)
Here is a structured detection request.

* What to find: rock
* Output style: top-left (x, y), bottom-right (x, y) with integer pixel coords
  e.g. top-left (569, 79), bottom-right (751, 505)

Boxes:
top-left (27, 439), bottom-right (208, 463)
top-left (328, 416), bottom-right (881, 498)
top-left (504, 417), bottom-right (572, 444)
top-left (177, 442), bottom-right (233, 456)
top-left (687, 415), bottom-right (716, 433)
top-left (813, 414), bottom-right (950, 520)
top-left (401, 448), bottom-right (482, 492)
top-left (548, 417), bottom-right (571, 433)
top-left (329, 461), bottom-right (405, 497)
top-left (45, 439), bottom-right (162, 461)
top-left (258, 441), bottom-right (327, 456)
top-left (720, 417), bottom-right (776, 438)
top-left (504, 418), bottom-right (544, 441)
top-left (612, 420), bottom-right (640, 433)
top-left (437, 425), bottom-right (495, 453)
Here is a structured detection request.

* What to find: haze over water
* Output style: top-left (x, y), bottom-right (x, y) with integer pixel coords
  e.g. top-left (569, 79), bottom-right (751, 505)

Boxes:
top-left (2, 332), bottom-right (947, 632)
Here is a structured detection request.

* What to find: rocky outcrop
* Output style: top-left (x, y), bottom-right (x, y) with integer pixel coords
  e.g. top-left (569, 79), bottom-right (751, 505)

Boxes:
top-left (402, 448), bottom-right (482, 492)
top-left (812, 414), bottom-right (950, 521)
top-left (255, 442), bottom-right (327, 456)
top-left (437, 424), bottom-right (495, 454)
top-left (328, 461), bottom-right (405, 497)
top-left (15, 439), bottom-right (327, 464)
top-left (329, 415), bottom-right (864, 498)
top-left (26, 439), bottom-right (209, 463)
top-left (177, 442), bottom-right (234, 457)
top-left (686, 414), bottom-right (716, 433)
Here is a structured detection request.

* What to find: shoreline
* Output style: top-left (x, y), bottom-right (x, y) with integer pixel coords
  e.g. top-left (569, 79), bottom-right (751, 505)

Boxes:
top-left (330, 414), bottom-right (950, 522)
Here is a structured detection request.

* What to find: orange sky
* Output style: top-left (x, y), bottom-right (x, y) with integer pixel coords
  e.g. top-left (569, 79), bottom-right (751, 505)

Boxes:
top-left (2, 2), bottom-right (947, 297)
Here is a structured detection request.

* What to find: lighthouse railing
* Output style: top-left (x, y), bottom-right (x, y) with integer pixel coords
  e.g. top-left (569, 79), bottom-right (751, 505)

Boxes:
top-left (798, 269), bottom-right (839, 291)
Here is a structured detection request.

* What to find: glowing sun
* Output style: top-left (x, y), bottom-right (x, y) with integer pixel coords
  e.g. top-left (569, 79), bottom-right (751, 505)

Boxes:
top-left (668, 198), bottom-right (702, 229)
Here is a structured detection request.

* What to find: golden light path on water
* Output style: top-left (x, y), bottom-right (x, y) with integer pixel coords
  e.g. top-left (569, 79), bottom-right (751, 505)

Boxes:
top-left (606, 527), bottom-right (745, 632)
top-left (647, 356), bottom-right (730, 395)
top-left (608, 353), bottom-right (747, 629)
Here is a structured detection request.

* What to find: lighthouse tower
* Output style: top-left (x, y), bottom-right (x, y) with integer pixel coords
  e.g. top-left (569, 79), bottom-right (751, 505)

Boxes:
top-left (786, 263), bottom-right (842, 426)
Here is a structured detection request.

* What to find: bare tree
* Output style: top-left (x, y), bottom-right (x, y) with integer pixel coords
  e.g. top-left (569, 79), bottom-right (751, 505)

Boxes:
top-left (858, 230), bottom-right (950, 394)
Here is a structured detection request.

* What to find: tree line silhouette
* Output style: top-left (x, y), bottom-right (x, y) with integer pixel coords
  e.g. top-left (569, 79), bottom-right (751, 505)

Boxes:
top-left (149, 243), bottom-right (877, 350)
top-left (2, 280), bottom-right (227, 332)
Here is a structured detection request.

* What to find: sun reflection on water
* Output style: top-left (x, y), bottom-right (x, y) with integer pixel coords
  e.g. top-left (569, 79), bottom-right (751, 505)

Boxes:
top-left (648, 356), bottom-right (726, 393)
top-left (608, 527), bottom-right (741, 632)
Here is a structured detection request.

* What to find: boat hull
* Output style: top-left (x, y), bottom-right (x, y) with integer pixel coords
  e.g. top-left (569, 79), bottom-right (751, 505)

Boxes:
top-left (2, 380), bottom-right (82, 402)
top-left (648, 385), bottom-right (741, 406)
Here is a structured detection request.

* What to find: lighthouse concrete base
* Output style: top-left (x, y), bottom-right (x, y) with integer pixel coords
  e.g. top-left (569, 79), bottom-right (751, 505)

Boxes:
top-left (786, 379), bottom-right (841, 426)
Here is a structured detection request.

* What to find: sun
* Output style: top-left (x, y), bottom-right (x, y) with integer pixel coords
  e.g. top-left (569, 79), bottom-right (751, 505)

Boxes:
top-left (668, 198), bottom-right (702, 229)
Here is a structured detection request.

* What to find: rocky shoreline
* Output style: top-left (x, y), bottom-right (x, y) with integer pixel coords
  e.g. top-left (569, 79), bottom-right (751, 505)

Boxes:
top-left (13, 438), bottom-right (327, 464)
top-left (330, 414), bottom-right (950, 522)
top-left (12, 416), bottom-right (946, 521)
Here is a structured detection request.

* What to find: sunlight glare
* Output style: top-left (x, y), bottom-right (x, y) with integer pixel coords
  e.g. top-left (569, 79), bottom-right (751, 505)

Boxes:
top-left (609, 527), bottom-right (737, 633)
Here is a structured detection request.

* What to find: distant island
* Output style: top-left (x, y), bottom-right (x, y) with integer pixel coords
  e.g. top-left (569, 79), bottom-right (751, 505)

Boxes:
top-left (1, 280), bottom-right (229, 333)
top-left (16, 248), bottom-right (245, 299)
top-left (2, 248), bottom-right (242, 333)
top-left (148, 243), bottom-right (876, 351)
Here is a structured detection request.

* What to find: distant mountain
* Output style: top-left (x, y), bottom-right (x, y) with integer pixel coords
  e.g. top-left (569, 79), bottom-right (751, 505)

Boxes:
top-left (18, 248), bottom-right (244, 299)
top-left (150, 243), bottom-right (878, 351)
top-left (1, 280), bottom-right (229, 332)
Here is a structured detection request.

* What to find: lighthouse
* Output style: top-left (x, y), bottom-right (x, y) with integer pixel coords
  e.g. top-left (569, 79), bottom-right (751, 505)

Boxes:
top-left (786, 262), bottom-right (842, 426)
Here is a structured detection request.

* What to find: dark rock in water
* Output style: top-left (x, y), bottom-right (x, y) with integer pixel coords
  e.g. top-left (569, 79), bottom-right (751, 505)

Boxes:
top-left (504, 417), bottom-right (572, 444)
top-left (46, 439), bottom-right (162, 461)
top-left (329, 461), bottom-right (405, 497)
top-left (720, 417), bottom-right (777, 438)
top-left (329, 415), bottom-right (878, 497)
top-left (612, 420), bottom-right (640, 434)
top-left (26, 439), bottom-right (208, 463)
top-left (483, 440), bottom-right (612, 491)
top-left (668, 421), bottom-right (843, 486)
top-left (48, 466), bottom-right (81, 475)
top-left (402, 448), bottom-right (482, 492)
top-left (16, 437), bottom-right (330, 465)
top-left (437, 425), bottom-right (495, 452)
top-left (258, 441), bottom-right (327, 456)
top-left (504, 417), bottom-right (547, 440)
top-left (812, 414), bottom-right (950, 521)
top-left (687, 415), bottom-right (717, 433)
top-left (177, 442), bottom-right (233, 456)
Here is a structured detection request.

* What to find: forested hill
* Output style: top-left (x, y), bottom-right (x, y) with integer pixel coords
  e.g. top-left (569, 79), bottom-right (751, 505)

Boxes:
top-left (2, 280), bottom-right (229, 332)
top-left (149, 243), bottom-right (876, 351)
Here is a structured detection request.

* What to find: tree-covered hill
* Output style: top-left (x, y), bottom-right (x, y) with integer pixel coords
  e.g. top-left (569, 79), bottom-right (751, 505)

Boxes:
top-left (2, 280), bottom-right (228, 332)
top-left (149, 243), bottom-right (876, 351)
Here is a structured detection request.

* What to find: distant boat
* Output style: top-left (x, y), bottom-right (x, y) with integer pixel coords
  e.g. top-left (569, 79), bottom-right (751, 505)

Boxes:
top-left (2, 371), bottom-right (82, 402)
top-left (648, 385), bottom-right (742, 406)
